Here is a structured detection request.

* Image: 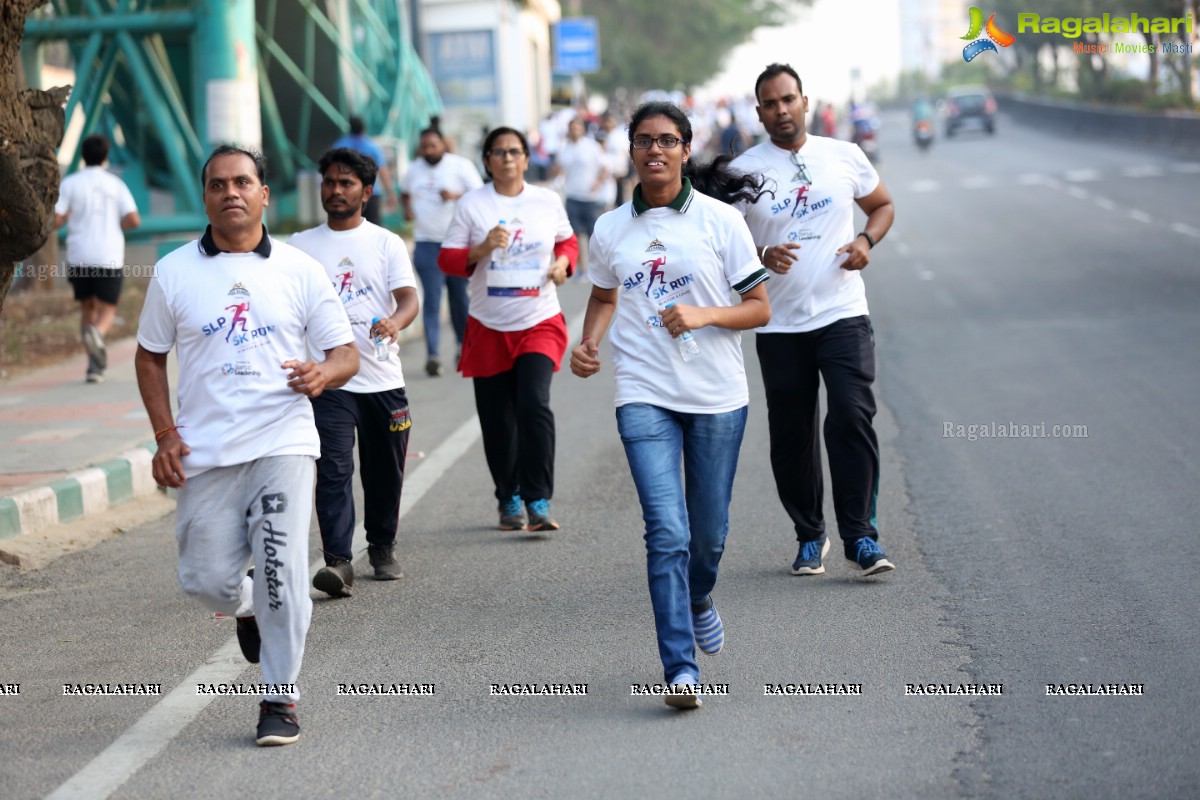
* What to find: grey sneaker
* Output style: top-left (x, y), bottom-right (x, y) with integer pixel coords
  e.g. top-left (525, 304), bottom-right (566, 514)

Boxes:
top-left (525, 499), bottom-right (560, 532)
top-left (313, 557), bottom-right (354, 598)
top-left (368, 544), bottom-right (402, 580)
top-left (82, 325), bottom-right (107, 371)
top-left (498, 495), bottom-right (526, 531)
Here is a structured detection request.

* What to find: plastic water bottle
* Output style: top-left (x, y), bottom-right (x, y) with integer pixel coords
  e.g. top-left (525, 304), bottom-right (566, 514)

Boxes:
top-left (493, 219), bottom-right (511, 266)
top-left (664, 301), bottom-right (701, 362)
top-left (370, 317), bottom-right (389, 361)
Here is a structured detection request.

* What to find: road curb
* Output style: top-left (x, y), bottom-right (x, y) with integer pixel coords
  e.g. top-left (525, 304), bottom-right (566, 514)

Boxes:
top-left (0, 443), bottom-right (159, 541)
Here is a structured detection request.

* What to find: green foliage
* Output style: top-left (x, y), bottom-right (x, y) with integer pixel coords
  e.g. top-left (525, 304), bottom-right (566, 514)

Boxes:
top-left (580, 0), bottom-right (806, 96)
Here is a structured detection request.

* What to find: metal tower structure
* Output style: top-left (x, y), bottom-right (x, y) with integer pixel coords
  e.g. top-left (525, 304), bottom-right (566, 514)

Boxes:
top-left (24, 0), bottom-right (442, 234)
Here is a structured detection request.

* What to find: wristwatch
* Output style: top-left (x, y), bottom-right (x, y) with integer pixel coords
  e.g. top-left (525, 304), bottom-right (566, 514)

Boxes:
top-left (857, 231), bottom-right (876, 249)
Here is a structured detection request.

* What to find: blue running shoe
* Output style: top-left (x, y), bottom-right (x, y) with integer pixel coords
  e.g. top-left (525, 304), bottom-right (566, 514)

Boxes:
top-left (664, 672), bottom-right (702, 710)
top-left (692, 599), bottom-right (724, 656)
top-left (790, 536), bottom-right (831, 576)
top-left (845, 537), bottom-right (895, 576)
top-left (498, 495), bottom-right (525, 531)
top-left (525, 498), bottom-right (560, 532)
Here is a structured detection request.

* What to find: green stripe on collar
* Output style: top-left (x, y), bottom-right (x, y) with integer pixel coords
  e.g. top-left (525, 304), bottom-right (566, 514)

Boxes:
top-left (632, 177), bottom-right (694, 216)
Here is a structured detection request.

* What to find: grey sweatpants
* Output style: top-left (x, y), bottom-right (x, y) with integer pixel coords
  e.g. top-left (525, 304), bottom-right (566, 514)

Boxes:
top-left (175, 455), bottom-right (315, 703)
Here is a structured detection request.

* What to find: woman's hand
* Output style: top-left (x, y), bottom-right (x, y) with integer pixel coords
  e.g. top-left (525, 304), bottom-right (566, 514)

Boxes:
top-left (548, 256), bottom-right (569, 286)
top-left (659, 303), bottom-right (710, 339)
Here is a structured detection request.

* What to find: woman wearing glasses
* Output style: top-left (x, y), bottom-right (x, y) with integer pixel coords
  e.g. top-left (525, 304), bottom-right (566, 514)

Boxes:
top-left (439, 127), bottom-right (578, 533)
top-left (570, 102), bottom-right (770, 708)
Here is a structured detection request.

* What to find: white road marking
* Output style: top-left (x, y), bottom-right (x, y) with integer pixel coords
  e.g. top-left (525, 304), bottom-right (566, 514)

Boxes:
top-left (1129, 210), bottom-right (1153, 224)
top-left (1169, 222), bottom-right (1200, 238)
top-left (909, 179), bottom-right (940, 193)
top-left (1094, 198), bottom-right (1116, 212)
top-left (48, 313), bottom-right (587, 799)
top-left (1173, 162), bottom-right (1200, 174)
top-left (1066, 186), bottom-right (1090, 200)
top-left (1064, 169), bottom-right (1100, 182)
top-left (961, 176), bottom-right (992, 189)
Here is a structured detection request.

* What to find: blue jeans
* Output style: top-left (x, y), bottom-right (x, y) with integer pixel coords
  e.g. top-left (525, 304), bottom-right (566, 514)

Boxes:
top-left (414, 241), bottom-right (469, 360)
top-left (616, 402), bottom-right (748, 682)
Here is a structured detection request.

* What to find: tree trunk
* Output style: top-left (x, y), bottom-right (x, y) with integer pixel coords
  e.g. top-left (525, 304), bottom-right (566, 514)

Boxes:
top-left (0, 0), bottom-right (70, 317)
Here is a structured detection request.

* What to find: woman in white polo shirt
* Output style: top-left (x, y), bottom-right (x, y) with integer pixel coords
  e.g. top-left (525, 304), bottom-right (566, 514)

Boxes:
top-left (439, 127), bottom-right (579, 533)
top-left (570, 102), bottom-right (771, 709)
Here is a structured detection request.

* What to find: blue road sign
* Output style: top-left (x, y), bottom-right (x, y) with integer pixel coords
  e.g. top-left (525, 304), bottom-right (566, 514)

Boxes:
top-left (554, 17), bottom-right (600, 74)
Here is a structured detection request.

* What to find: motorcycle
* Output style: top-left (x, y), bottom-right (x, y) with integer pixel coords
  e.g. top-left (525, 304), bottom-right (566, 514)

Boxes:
top-left (913, 119), bottom-right (934, 152)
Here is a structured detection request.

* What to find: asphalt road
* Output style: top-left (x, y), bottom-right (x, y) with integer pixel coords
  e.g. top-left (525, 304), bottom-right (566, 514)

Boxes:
top-left (1, 111), bottom-right (1197, 799)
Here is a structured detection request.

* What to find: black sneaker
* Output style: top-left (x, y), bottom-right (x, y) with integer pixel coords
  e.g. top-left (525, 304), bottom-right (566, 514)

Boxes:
top-left (236, 568), bottom-right (260, 663)
top-left (790, 537), bottom-right (831, 576)
top-left (845, 537), bottom-right (895, 576)
top-left (368, 544), bottom-right (402, 580)
top-left (425, 358), bottom-right (444, 377)
top-left (255, 701), bottom-right (300, 746)
top-left (236, 617), bottom-right (261, 663)
top-left (498, 495), bottom-right (526, 531)
top-left (313, 557), bottom-right (354, 598)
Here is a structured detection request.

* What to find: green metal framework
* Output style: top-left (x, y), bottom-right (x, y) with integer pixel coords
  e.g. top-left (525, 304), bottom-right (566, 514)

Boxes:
top-left (24, 0), bottom-right (442, 234)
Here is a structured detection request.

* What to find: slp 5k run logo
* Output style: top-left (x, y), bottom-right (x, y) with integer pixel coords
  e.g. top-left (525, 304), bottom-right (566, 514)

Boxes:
top-left (201, 282), bottom-right (277, 350)
top-left (961, 7), bottom-right (1015, 61)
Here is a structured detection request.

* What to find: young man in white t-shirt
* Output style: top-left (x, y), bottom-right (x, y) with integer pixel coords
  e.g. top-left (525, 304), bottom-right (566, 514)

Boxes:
top-left (54, 133), bottom-right (141, 382)
top-left (290, 148), bottom-right (419, 597)
top-left (552, 118), bottom-right (609, 255)
top-left (731, 63), bottom-right (897, 578)
top-left (401, 128), bottom-right (483, 377)
top-left (135, 145), bottom-right (358, 746)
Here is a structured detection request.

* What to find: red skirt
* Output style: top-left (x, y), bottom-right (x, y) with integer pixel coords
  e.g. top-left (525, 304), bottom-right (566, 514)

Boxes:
top-left (458, 313), bottom-right (569, 378)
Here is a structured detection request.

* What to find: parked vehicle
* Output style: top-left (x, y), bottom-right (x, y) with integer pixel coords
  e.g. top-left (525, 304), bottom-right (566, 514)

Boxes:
top-left (943, 85), bottom-right (997, 137)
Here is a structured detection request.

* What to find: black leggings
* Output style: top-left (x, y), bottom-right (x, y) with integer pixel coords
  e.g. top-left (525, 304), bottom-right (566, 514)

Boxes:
top-left (472, 353), bottom-right (557, 502)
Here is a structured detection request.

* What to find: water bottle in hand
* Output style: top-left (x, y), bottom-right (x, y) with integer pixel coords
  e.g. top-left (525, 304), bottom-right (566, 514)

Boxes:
top-left (371, 317), bottom-right (389, 361)
top-left (493, 219), bottom-right (511, 267)
top-left (664, 301), bottom-right (701, 362)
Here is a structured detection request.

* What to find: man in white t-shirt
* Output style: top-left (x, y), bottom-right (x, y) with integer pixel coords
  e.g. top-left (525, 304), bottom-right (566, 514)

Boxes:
top-left (291, 148), bottom-right (419, 597)
top-left (552, 117), bottom-right (608, 264)
top-left (401, 128), bottom-right (483, 377)
top-left (54, 133), bottom-right (141, 383)
top-left (135, 145), bottom-right (358, 747)
top-left (731, 63), bottom-right (897, 578)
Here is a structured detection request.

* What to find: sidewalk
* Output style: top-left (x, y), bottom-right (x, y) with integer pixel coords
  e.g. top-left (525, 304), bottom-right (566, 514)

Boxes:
top-left (0, 337), bottom-right (163, 541)
top-left (0, 311), bottom-right (430, 546)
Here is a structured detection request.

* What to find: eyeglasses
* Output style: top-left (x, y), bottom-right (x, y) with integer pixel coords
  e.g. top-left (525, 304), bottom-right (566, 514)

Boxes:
top-left (789, 150), bottom-right (812, 185)
top-left (488, 147), bottom-right (525, 159)
top-left (631, 135), bottom-right (685, 150)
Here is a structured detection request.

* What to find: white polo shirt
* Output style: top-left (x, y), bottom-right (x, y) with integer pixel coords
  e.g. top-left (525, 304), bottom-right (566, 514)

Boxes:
top-left (731, 136), bottom-right (879, 333)
top-left (137, 228), bottom-right (354, 477)
top-left (288, 220), bottom-right (417, 392)
top-left (589, 180), bottom-right (768, 414)
top-left (54, 166), bottom-right (138, 269)
top-left (443, 182), bottom-right (574, 332)
top-left (401, 153), bottom-right (484, 243)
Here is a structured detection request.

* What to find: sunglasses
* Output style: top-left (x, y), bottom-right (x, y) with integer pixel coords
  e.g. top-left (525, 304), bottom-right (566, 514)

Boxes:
top-left (790, 150), bottom-right (812, 185)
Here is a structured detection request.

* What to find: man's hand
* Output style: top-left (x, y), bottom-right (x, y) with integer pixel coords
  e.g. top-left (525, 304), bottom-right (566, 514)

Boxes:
top-left (835, 236), bottom-right (872, 271)
top-left (570, 338), bottom-right (601, 378)
top-left (282, 359), bottom-right (332, 397)
top-left (761, 242), bottom-right (801, 274)
top-left (152, 431), bottom-right (191, 488)
top-left (370, 317), bottom-right (399, 344)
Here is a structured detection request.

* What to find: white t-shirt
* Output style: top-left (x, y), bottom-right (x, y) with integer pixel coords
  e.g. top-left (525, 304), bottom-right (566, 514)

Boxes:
top-left (731, 136), bottom-right (879, 333)
top-left (443, 183), bottom-right (574, 332)
top-left (54, 166), bottom-right (138, 268)
top-left (288, 220), bottom-right (417, 392)
top-left (137, 235), bottom-right (354, 477)
top-left (401, 153), bottom-right (484, 242)
top-left (557, 136), bottom-right (607, 203)
top-left (589, 183), bottom-right (768, 414)
top-left (599, 129), bottom-right (630, 207)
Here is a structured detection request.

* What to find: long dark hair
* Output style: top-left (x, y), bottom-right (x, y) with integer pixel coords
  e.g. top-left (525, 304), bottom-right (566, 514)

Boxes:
top-left (627, 101), bottom-right (771, 206)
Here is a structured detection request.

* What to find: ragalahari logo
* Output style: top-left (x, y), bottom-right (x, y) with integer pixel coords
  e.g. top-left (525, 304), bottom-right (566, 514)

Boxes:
top-left (961, 7), bottom-right (1015, 61)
